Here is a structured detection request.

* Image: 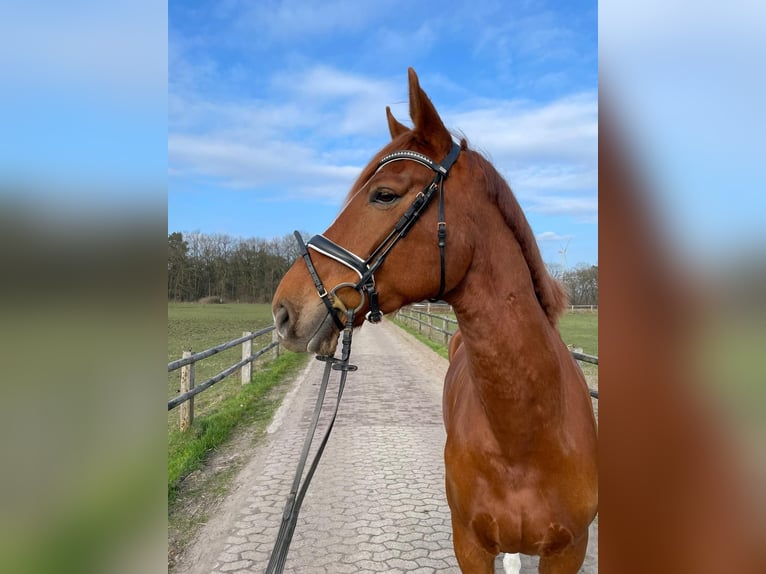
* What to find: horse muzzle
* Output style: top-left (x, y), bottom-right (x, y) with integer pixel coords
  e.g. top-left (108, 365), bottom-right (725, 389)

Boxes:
top-left (273, 298), bottom-right (341, 355)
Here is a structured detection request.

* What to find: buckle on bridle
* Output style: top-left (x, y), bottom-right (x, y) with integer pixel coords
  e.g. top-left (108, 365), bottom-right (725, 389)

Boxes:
top-left (360, 279), bottom-right (382, 324)
top-left (437, 221), bottom-right (447, 247)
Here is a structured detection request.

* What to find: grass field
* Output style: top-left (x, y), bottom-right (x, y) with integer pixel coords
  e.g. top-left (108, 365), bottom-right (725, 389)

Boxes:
top-left (167, 303), bottom-right (308, 501)
top-left (557, 311), bottom-right (598, 355)
top-left (168, 303), bottom-right (278, 430)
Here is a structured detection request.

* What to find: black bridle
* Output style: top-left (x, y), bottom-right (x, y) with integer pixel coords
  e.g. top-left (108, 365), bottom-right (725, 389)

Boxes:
top-left (295, 140), bottom-right (461, 327)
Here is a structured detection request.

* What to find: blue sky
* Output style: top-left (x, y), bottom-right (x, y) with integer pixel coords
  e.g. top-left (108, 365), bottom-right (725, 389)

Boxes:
top-left (169, 0), bottom-right (598, 268)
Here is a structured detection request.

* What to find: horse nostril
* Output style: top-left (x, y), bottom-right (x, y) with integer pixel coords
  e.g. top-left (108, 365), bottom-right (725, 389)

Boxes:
top-left (274, 303), bottom-right (290, 336)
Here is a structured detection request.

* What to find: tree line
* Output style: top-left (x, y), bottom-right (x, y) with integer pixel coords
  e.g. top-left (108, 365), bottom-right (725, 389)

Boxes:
top-left (168, 231), bottom-right (305, 303)
top-left (547, 262), bottom-right (599, 307)
top-left (169, 231), bottom-right (598, 307)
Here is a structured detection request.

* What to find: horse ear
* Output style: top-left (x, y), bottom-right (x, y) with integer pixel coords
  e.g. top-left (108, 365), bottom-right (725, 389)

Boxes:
top-left (386, 106), bottom-right (409, 139)
top-left (407, 67), bottom-right (451, 152)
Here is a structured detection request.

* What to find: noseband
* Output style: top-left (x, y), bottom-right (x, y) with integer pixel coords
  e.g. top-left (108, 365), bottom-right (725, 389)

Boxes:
top-left (295, 140), bottom-right (461, 328)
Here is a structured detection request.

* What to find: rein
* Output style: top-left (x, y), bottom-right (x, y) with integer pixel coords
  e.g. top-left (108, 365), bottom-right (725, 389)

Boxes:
top-left (264, 309), bottom-right (357, 574)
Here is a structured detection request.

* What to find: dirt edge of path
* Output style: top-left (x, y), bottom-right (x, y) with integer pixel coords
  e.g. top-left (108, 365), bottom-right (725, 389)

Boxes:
top-left (168, 358), bottom-right (314, 572)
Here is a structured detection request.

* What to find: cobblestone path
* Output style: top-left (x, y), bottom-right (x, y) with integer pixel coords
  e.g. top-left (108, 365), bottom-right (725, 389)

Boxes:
top-left (175, 320), bottom-right (597, 573)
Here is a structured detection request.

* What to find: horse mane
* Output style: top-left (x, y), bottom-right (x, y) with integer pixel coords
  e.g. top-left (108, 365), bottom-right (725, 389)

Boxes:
top-left (463, 140), bottom-right (568, 324)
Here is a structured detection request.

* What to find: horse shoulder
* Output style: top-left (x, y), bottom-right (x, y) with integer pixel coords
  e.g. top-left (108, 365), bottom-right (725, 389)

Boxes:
top-left (448, 328), bottom-right (463, 361)
top-left (443, 334), bottom-right (470, 429)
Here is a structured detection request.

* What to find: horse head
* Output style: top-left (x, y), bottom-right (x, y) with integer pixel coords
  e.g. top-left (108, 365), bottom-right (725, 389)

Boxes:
top-left (272, 69), bottom-right (475, 355)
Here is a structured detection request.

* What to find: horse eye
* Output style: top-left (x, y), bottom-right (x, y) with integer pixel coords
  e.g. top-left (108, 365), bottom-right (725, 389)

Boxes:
top-left (371, 189), bottom-right (400, 205)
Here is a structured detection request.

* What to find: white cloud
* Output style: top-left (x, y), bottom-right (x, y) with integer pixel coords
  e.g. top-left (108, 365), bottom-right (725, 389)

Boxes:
top-left (169, 133), bottom-right (360, 199)
top-left (168, 93), bottom-right (312, 139)
top-left (271, 66), bottom-right (400, 137)
top-left (168, 65), bottom-right (401, 197)
top-left (169, 64), bottom-right (598, 225)
top-left (445, 94), bottom-right (598, 222)
top-left (446, 92), bottom-right (597, 164)
top-left (279, 66), bottom-right (394, 99)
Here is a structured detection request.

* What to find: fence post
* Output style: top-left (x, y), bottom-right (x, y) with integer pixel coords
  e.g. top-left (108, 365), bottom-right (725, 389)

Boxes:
top-left (272, 328), bottom-right (280, 359)
top-left (180, 350), bottom-right (194, 432)
top-left (428, 312), bottom-right (433, 339)
top-left (241, 332), bottom-right (252, 384)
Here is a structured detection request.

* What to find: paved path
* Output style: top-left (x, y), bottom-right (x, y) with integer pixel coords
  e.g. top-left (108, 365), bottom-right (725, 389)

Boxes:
top-left (176, 320), bottom-right (597, 573)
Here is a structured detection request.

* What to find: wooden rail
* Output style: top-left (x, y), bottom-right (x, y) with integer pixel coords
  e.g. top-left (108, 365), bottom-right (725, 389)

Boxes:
top-left (168, 326), bottom-right (280, 430)
top-left (394, 306), bottom-right (599, 365)
top-left (395, 306), bottom-right (458, 345)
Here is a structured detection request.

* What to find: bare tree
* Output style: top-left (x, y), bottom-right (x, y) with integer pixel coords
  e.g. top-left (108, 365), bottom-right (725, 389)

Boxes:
top-left (167, 231), bottom-right (308, 303)
top-left (168, 232), bottom-right (189, 301)
top-left (545, 261), bottom-right (565, 281)
top-left (561, 264), bottom-right (598, 306)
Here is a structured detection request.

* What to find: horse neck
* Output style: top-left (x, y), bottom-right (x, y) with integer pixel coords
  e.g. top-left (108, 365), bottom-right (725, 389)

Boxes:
top-left (447, 222), bottom-right (565, 425)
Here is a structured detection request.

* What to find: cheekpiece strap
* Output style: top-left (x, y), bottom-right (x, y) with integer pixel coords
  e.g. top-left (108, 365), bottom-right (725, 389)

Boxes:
top-left (294, 231), bottom-right (345, 331)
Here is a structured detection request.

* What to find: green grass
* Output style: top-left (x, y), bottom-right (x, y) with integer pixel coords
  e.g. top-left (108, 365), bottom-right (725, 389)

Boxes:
top-left (167, 350), bottom-right (306, 503)
top-left (168, 303), bottom-right (277, 432)
top-left (167, 303), bottom-right (309, 502)
top-left (394, 320), bottom-right (451, 359)
top-left (556, 311), bottom-right (598, 355)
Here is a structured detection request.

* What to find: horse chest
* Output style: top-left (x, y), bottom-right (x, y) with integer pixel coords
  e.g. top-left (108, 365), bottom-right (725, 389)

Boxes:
top-left (444, 433), bottom-right (581, 556)
top-left (443, 370), bottom-right (584, 553)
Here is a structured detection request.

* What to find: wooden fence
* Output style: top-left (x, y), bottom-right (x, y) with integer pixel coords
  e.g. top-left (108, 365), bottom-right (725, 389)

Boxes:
top-left (394, 306), bottom-right (599, 366)
top-left (395, 306), bottom-right (458, 346)
top-left (167, 326), bottom-right (280, 431)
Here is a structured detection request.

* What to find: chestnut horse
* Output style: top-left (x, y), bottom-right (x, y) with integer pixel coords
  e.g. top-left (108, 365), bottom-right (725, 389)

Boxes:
top-left (272, 69), bottom-right (597, 573)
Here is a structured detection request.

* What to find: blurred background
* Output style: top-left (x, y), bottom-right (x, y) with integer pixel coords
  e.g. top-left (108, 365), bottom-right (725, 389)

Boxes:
top-left (0, 1), bottom-right (763, 572)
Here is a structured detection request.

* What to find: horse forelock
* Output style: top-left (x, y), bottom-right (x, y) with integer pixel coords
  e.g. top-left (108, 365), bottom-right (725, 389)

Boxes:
top-left (464, 146), bottom-right (568, 324)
